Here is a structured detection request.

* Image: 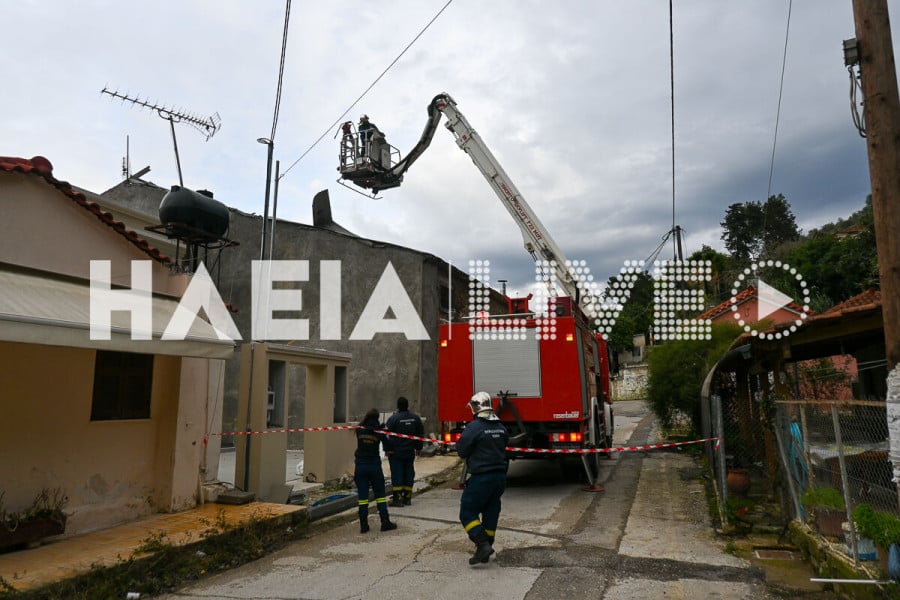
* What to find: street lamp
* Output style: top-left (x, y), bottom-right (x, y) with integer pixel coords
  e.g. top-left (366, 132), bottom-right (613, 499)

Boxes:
top-left (257, 137), bottom-right (274, 261)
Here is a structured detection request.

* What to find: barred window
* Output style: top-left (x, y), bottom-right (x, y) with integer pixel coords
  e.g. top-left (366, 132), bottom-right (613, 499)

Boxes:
top-left (91, 351), bottom-right (153, 420)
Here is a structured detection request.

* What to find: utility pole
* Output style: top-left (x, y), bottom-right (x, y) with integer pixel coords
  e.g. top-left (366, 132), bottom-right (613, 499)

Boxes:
top-left (852, 0), bottom-right (900, 511)
top-left (852, 0), bottom-right (900, 371)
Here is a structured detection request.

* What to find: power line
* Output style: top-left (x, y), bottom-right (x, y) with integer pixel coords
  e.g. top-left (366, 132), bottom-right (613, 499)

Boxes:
top-left (669, 0), bottom-right (676, 259)
top-left (279, 0), bottom-right (454, 180)
top-left (761, 0), bottom-right (792, 259)
top-left (767, 1), bottom-right (793, 201)
top-left (270, 0), bottom-right (292, 143)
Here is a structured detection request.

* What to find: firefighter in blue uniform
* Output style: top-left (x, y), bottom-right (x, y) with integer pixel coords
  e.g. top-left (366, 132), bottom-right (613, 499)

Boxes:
top-left (355, 408), bottom-right (397, 534)
top-left (456, 391), bottom-right (509, 565)
top-left (385, 396), bottom-right (425, 506)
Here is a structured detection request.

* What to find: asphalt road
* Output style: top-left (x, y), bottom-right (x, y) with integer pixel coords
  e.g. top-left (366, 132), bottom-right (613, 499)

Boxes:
top-left (160, 401), bottom-right (783, 600)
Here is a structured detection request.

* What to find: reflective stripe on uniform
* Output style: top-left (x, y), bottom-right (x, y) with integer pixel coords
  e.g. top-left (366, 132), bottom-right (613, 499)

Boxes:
top-left (464, 519), bottom-right (482, 532)
top-left (376, 497), bottom-right (387, 504)
top-left (484, 529), bottom-right (495, 537)
top-left (358, 499), bottom-right (369, 506)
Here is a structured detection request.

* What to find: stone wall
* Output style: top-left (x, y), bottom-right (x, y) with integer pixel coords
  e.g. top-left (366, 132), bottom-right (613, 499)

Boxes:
top-left (610, 363), bottom-right (648, 401)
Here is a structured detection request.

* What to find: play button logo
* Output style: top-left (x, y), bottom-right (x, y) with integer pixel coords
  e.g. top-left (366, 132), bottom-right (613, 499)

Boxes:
top-left (757, 279), bottom-right (795, 321)
top-left (730, 260), bottom-right (811, 340)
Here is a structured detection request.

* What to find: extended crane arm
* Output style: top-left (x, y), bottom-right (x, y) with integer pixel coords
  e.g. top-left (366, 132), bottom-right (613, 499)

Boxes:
top-left (339, 93), bottom-right (585, 305)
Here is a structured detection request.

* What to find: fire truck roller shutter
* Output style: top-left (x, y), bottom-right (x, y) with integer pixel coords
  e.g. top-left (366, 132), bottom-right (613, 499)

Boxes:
top-left (472, 336), bottom-right (541, 398)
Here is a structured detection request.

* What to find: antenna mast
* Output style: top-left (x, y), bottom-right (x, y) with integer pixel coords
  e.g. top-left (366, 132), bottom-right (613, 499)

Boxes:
top-left (101, 86), bottom-right (222, 186)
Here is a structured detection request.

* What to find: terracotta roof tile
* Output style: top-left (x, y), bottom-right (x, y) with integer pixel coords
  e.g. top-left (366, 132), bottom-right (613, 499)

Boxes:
top-left (817, 289), bottom-right (881, 317)
top-left (800, 289), bottom-right (880, 326)
top-left (0, 156), bottom-right (169, 263)
top-left (697, 286), bottom-right (758, 321)
top-left (697, 284), bottom-right (808, 322)
top-left (755, 288), bottom-right (881, 336)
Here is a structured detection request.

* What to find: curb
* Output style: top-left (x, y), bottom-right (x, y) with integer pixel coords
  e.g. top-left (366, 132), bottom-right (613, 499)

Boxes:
top-left (304, 458), bottom-right (462, 523)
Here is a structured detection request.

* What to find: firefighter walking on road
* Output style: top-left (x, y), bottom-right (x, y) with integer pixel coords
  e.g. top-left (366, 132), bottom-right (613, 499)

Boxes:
top-left (385, 396), bottom-right (425, 507)
top-left (456, 391), bottom-right (509, 565)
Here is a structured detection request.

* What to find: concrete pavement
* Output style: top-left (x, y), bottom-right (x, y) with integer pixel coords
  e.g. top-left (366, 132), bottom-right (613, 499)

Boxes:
top-left (159, 401), bottom-right (828, 599)
top-left (2, 401), bottom-right (828, 597)
top-left (215, 446), bottom-right (463, 507)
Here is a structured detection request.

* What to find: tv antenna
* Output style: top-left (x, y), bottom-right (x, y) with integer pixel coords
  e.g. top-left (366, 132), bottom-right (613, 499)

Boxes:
top-left (101, 86), bottom-right (222, 186)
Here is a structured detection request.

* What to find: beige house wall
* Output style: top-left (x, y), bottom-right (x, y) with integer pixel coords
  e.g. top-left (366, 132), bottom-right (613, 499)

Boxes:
top-left (0, 172), bottom-right (183, 295)
top-left (0, 164), bottom-right (229, 535)
top-left (0, 342), bottom-right (216, 534)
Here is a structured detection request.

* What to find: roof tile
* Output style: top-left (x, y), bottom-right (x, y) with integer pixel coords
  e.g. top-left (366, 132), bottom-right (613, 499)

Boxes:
top-left (0, 156), bottom-right (169, 263)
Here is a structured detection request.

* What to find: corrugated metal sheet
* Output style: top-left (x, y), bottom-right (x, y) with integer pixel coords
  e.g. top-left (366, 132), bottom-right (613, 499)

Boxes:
top-left (0, 269), bottom-right (235, 359)
top-left (472, 335), bottom-right (541, 397)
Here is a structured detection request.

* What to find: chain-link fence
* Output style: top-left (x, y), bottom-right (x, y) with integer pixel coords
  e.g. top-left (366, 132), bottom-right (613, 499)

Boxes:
top-left (775, 399), bottom-right (897, 564)
top-left (707, 386), bottom-right (900, 552)
top-left (707, 388), bottom-right (898, 562)
top-left (777, 400), bottom-right (895, 516)
top-left (706, 374), bottom-right (784, 528)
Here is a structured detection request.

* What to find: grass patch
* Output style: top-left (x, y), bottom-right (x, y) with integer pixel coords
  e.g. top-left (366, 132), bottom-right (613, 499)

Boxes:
top-left (0, 508), bottom-right (309, 600)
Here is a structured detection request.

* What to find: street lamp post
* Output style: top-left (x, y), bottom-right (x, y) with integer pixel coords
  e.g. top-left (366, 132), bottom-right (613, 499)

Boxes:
top-left (257, 137), bottom-right (274, 261)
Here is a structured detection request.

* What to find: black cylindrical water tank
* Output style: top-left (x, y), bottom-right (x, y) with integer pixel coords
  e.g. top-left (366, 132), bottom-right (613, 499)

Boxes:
top-left (159, 186), bottom-right (230, 239)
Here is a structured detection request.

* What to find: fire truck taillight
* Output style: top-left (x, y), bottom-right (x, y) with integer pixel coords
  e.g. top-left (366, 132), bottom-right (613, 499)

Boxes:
top-left (440, 339), bottom-right (449, 347)
top-left (565, 333), bottom-right (575, 342)
top-left (551, 432), bottom-right (583, 443)
top-left (442, 432), bottom-right (461, 444)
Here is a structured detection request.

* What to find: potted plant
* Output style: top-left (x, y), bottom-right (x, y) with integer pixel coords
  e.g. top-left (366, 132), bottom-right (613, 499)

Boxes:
top-left (802, 486), bottom-right (846, 537)
top-left (0, 488), bottom-right (68, 552)
top-left (852, 503), bottom-right (900, 571)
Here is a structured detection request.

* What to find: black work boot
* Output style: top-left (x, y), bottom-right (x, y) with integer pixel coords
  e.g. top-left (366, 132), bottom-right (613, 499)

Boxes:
top-left (380, 513), bottom-right (397, 531)
top-left (403, 490), bottom-right (412, 506)
top-left (389, 493), bottom-right (404, 508)
top-left (359, 507), bottom-right (369, 533)
top-left (469, 530), bottom-right (494, 565)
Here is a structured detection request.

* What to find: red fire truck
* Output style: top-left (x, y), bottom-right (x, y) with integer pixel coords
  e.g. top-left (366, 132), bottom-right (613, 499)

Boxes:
top-left (339, 93), bottom-right (614, 485)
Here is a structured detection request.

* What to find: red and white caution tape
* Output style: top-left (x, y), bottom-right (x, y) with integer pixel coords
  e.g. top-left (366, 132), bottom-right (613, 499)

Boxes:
top-left (506, 437), bottom-right (720, 454)
top-left (210, 424), bottom-right (361, 436)
top-left (208, 426), bottom-right (720, 456)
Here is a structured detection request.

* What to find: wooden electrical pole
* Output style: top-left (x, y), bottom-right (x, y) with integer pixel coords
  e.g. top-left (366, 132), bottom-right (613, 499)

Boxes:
top-left (853, 0), bottom-right (900, 370)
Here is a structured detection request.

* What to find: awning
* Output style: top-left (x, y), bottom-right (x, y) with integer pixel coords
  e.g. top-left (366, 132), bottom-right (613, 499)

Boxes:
top-left (0, 269), bottom-right (235, 359)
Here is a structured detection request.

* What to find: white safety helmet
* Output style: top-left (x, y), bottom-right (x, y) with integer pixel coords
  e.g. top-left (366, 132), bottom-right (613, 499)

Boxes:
top-left (468, 391), bottom-right (498, 420)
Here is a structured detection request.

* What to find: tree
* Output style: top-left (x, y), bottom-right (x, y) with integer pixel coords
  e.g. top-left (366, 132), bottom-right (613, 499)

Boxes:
top-left (687, 245), bottom-right (736, 306)
top-left (783, 197), bottom-right (878, 306)
top-left (721, 194), bottom-right (801, 262)
top-left (603, 270), bottom-right (654, 354)
top-left (646, 322), bottom-right (743, 434)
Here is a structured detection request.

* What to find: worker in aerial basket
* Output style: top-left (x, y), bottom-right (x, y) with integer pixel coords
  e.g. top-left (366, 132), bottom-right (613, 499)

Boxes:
top-left (456, 391), bottom-right (509, 565)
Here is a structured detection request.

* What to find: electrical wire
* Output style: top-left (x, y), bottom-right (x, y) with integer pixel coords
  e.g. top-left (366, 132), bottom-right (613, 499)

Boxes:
top-left (762, 0), bottom-right (793, 257)
top-left (279, 0), bottom-right (454, 180)
top-left (643, 230), bottom-right (673, 268)
top-left (270, 0), bottom-right (292, 143)
top-left (669, 0), bottom-right (677, 260)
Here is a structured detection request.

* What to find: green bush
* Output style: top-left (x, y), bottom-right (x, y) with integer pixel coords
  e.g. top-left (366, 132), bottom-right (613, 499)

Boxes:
top-left (646, 322), bottom-right (743, 433)
top-left (852, 503), bottom-right (900, 549)
top-left (801, 486), bottom-right (845, 511)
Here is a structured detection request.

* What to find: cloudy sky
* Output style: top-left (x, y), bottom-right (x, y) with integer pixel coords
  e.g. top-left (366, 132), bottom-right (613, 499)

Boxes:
top-left (3, 1), bottom-right (894, 296)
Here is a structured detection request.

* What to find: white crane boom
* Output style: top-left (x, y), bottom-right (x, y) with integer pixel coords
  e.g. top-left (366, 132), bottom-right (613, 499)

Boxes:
top-left (338, 93), bottom-right (588, 307)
